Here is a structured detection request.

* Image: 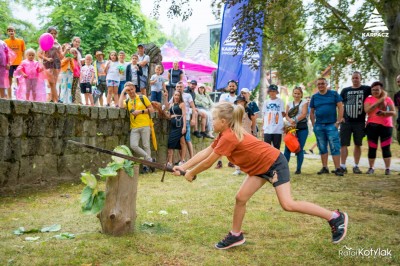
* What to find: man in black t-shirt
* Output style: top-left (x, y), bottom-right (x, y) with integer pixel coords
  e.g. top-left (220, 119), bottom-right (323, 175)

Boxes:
top-left (339, 71), bottom-right (371, 174)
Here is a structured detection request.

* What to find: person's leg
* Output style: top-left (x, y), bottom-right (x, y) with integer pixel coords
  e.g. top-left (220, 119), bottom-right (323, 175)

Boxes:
top-left (106, 82), bottom-right (113, 105)
top-left (129, 128), bottom-right (149, 158)
top-left (314, 125), bottom-right (329, 168)
top-left (353, 122), bottom-right (365, 167)
top-left (264, 133), bottom-right (272, 145)
top-left (366, 124), bottom-right (378, 170)
top-left (339, 123), bottom-right (350, 167)
top-left (296, 129), bottom-right (308, 172)
top-left (180, 136), bottom-right (186, 162)
top-left (380, 126), bottom-right (393, 170)
top-left (283, 145), bottom-right (291, 162)
top-left (140, 126), bottom-right (152, 160)
top-left (0, 88), bottom-right (5, 98)
top-left (273, 134), bottom-right (282, 150)
top-left (326, 124), bottom-right (341, 169)
top-left (113, 86), bottom-right (119, 106)
top-left (232, 175), bottom-right (267, 232)
top-left (275, 182), bottom-right (332, 220)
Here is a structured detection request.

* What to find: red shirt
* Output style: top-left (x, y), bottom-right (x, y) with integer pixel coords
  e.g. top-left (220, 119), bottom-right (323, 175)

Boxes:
top-left (211, 128), bottom-right (280, 176)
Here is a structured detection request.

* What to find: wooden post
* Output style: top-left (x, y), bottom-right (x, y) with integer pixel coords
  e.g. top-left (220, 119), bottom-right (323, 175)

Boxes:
top-left (98, 165), bottom-right (139, 236)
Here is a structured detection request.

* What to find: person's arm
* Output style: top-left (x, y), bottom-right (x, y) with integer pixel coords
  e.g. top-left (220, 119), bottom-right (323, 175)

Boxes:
top-left (118, 89), bottom-right (128, 109)
top-left (296, 102), bottom-right (308, 122)
top-left (251, 114), bottom-right (257, 135)
top-left (181, 103), bottom-right (187, 134)
top-left (189, 100), bottom-right (197, 126)
top-left (138, 55), bottom-right (149, 67)
top-left (173, 146), bottom-right (218, 181)
top-left (382, 103), bottom-right (395, 117)
top-left (285, 103), bottom-right (295, 125)
top-left (336, 102), bottom-right (344, 127)
top-left (163, 91), bottom-right (170, 110)
top-left (364, 95), bottom-right (386, 114)
top-left (179, 72), bottom-right (183, 81)
top-left (310, 108), bottom-right (315, 127)
top-left (90, 67), bottom-right (95, 84)
top-left (149, 75), bottom-right (156, 85)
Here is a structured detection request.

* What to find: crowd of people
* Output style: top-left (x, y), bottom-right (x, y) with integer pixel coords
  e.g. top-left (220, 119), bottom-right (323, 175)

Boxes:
top-left (1, 26), bottom-right (400, 176)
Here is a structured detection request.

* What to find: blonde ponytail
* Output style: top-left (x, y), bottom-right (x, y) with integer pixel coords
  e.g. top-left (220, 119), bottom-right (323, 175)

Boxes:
top-left (212, 102), bottom-right (246, 142)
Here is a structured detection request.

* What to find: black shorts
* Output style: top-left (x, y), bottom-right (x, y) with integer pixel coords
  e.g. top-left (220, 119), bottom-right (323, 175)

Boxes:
top-left (9, 65), bottom-right (18, 78)
top-left (340, 122), bottom-right (365, 146)
top-left (256, 153), bottom-right (290, 187)
top-left (80, 82), bottom-right (92, 94)
top-left (97, 80), bottom-right (107, 95)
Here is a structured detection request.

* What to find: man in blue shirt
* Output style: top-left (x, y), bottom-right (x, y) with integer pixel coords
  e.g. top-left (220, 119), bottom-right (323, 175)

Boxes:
top-left (310, 78), bottom-right (344, 176)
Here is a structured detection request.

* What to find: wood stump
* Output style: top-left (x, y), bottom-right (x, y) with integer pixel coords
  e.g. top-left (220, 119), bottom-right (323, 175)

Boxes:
top-left (98, 165), bottom-right (139, 236)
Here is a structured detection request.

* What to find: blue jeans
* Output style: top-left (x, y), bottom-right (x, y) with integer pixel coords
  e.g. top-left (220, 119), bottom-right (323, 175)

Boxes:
top-left (313, 123), bottom-right (340, 156)
top-left (284, 128), bottom-right (308, 171)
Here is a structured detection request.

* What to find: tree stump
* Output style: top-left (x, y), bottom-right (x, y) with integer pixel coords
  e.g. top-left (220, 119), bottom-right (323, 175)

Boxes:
top-left (98, 165), bottom-right (139, 236)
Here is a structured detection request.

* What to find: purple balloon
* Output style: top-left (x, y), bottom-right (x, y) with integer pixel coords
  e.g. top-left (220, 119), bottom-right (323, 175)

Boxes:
top-left (39, 33), bottom-right (54, 51)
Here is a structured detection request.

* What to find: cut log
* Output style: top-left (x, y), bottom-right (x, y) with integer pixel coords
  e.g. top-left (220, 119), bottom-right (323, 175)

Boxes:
top-left (98, 165), bottom-right (139, 236)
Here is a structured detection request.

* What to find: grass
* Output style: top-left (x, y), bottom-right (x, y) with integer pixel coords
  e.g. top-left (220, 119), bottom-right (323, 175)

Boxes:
top-left (0, 142), bottom-right (399, 265)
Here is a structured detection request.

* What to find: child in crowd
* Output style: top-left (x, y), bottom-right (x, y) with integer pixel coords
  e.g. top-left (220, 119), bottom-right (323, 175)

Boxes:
top-left (173, 102), bottom-right (348, 250)
top-left (93, 51), bottom-right (107, 106)
top-left (15, 48), bottom-right (43, 101)
top-left (125, 54), bottom-right (142, 93)
top-left (80, 54), bottom-right (95, 106)
top-left (105, 51), bottom-right (120, 107)
top-left (59, 43), bottom-right (74, 104)
top-left (0, 39), bottom-right (10, 99)
top-left (117, 51), bottom-right (128, 98)
top-left (150, 64), bottom-right (166, 103)
top-left (262, 84), bottom-right (285, 149)
top-left (70, 47), bottom-right (81, 104)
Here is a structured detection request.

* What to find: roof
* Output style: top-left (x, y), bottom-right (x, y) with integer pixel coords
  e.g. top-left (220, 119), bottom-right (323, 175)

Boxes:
top-left (184, 33), bottom-right (209, 59)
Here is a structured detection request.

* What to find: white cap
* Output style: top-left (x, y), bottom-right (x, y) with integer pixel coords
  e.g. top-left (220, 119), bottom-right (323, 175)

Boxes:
top-left (240, 88), bottom-right (250, 93)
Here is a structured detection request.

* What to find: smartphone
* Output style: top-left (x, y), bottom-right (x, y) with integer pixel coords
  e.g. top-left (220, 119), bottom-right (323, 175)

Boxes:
top-left (376, 110), bottom-right (383, 115)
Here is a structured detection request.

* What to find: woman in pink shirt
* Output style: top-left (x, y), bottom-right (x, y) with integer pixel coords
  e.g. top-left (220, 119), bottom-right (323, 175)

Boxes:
top-left (364, 81), bottom-right (396, 175)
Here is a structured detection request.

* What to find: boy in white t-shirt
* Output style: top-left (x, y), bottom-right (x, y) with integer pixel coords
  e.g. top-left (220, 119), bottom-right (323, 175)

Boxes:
top-left (262, 84), bottom-right (286, 149)
top-left (149, 64), bottom-right (166, 103)
top-left (80, 54), bottom-right (95, 106)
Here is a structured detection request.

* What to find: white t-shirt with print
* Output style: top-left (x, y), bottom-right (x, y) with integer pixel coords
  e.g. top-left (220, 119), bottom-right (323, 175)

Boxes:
top-left (262, 98), bottom-right (285, 134)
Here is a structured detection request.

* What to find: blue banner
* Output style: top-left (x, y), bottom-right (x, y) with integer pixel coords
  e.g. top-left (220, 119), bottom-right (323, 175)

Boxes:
top-left (216, 2), bottom-right (263, 92)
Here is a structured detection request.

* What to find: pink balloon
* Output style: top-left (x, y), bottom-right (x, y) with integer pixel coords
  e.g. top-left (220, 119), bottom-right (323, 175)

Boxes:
top-left (39, 33), bottom-right (54, 51)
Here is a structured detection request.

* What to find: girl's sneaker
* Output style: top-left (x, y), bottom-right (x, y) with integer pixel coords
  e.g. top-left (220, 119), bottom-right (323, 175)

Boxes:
top-left (366, 168), bottom-right (374, 174)
top-left (385, 169), bottom-right (390, 175)
top-left (328, 210), bottom-right (348, 244)
top-left (215, 232), bottom-right (246, 250)
top-left (232, 170), bottom-right (242, 176)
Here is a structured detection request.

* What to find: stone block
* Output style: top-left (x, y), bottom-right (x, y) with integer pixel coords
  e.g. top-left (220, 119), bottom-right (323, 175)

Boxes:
top-left (18, 155), bottom-right (59, 186)
top-left (80, 105), bottom-right (91, 117)
top-left (56, 103), bottom-right (66, 114)
top-left (52, 137), bottom-right (65, 155)
top-left (97, 121), bottom-right (113, 136)
top-left (74, 119), bottom-right (84, 137)
top-left (0, 99), bottom-right (11, 114)
top-left (108, 108), bottom-right (120, 119)
top-left (12, 100), bottom-right (32, 114)
top-left (26, 114), bottom-right (46, 137)
top-left (83, 120), bottom-right (97, 137)
top-left (0, 137), bottom-right (11, 161)
top-left (98, 107), bottom-right (108, 120)
top-left (91, 107), bottom-right (99, 119)
top-left (0, 115), bottom-right (9, 136)
top-left (57, 154), bottom-right (83, 179)
top-left (113, 120), bottom-right (124, 135)
top-left (10, 116), bottom-right (24, 137)
top-left (61, 116), bottom-right (76, 137)
top-left (0, 161), bottom-right (19, 188)
top-left (66, 104), bottom-right (79, 115)
top-left (105, 136), bottom-right (119, 150)
top-left (31, 102), bottom-right (55, 115)
top-left (120, 109), bottom-right (127, 119)
top-left (10, 138), bottom-right (22, 160)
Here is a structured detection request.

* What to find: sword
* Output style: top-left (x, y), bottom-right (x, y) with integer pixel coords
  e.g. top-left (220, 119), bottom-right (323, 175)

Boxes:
top-left (67, 140), bottom-right (195, 181)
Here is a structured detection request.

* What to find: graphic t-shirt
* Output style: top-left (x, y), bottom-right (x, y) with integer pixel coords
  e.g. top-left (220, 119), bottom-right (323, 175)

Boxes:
top-left (262, 98), bottom-right (285, 134)
top-left (211, 128), bottom-right (280, 176)
top-left (80, 65), bottom-right (94, 83)
top-left (340, 85), bottom-right (371, 123)
top-left (4, 38), bottom-right (25, 65)
top-left (150, 74), bottom-right (166, 92)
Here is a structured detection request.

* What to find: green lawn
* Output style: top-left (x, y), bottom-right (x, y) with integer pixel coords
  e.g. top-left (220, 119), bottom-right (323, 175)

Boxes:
top-left (0, 155), bottom-right (399, 265)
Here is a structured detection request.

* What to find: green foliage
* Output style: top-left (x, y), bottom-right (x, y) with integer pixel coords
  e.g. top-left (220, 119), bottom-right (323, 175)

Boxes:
top-left (80, 145), bottom-right (136, 214)
top-left (209, 41), bottom-right (219, 65)
top-left (169, 24), bottom-right (192, 51)
top-left (13, 224), bottom-right (61, 235)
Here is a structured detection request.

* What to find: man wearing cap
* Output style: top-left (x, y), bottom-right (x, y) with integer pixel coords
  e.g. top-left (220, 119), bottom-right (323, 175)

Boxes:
top-left (94, 51), bottom-right (108, 106)
top-left (137, 44), bottom-right (150, 95)
top-left (310, 78), bottom-right (344, 176)
top-left (240, 87), bottom-right (260, 136)
top-left (262, 84), bottom-right (286, 149)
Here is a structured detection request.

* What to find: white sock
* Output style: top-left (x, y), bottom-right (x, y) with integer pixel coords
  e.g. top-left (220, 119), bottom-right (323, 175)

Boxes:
top-left (331, 211), bottom-right (340, 220)
top-left (340, 164), bottom-right (346, 169)
top-left (230, 231), bottom-right (241, 236)
top-left (354, 164), bottom-right (358, 167)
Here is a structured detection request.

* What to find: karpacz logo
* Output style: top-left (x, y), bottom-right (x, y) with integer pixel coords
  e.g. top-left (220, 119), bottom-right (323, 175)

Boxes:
top-left (362, 8), bottom-right (389, 38)
top-left (339, 245), bottom-right (392, 258)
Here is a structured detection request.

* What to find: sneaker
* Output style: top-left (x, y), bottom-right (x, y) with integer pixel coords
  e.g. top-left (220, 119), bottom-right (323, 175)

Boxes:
top-left (215, 232), bottom-right (246, 250)
top-left (202, 131), bottom-right (215, 139)
top-left (366, 168), bottom-right (374, 174)
top-left (295, 170), bottom-right (301, 175)
top-left (317, 167), bottom-right (329, 175)
top-left (303, 150), bottom-right (308, 154)
top-left (215, 161), bottom-right (223, 169)
top-left (353, 166), bottom-right (362, 174)
top-left (328, 210), bottom-right (348, 244)
top-left (334, 168), bottom-right (344, 176)
top-left (178, 160), bottom-right (185, 166)
top-left (385, 169), bottom-right (390, 175)
top-left (331, 167), bottom-right (347, 174)
top-left (193, 131), bottom-right (202, 138)
top-left (141, 165), bottom-right (150, 174)
top-left (309, 149), bottom-right (314, 154)
top-left (148, 158), bottom-right (156, 173)
top-left (227, 162), bottom-right (235, 168)
top-left (232, 170), bottom-right (242, 176)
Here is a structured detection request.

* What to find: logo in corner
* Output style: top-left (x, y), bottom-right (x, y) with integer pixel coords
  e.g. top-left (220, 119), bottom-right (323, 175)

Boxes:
top-left (362, 8), bottom-right (389, 37)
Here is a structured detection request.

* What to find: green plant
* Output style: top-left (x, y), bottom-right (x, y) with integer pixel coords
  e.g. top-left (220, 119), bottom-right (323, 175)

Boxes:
top-left (80, 145), bottom-right (135, 214)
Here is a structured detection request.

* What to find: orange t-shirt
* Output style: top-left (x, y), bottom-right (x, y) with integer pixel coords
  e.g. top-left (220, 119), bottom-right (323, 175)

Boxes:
top-left (5, 38), bottom-right (26, 65)
top-left (211, 128), bottom-right (280, 176)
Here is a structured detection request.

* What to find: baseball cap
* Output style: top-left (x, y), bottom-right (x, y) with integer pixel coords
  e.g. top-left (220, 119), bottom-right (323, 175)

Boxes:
top-left (234, 95), bottom-right (247, 104)
top-left (268, 84), bottom-right (279, 93)
top-left (240, 88), bottom-right (250, 94)
top-left (137, 43), bottom-right (144, 48)
top-left (190, 80), bottom-right (197, 85)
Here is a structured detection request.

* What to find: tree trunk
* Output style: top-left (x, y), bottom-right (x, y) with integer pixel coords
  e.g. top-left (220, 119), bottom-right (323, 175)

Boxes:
top-left (98, 165), bottom-right (139, 236)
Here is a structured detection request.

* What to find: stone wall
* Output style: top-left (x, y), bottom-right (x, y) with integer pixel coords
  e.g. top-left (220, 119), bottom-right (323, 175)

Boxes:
top-left (0, 99), bottom-right (211, 192)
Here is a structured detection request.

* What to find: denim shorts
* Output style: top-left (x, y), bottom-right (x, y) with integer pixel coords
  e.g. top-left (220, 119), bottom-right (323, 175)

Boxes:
top-left (314, 123), bottom-right (340, 155)
top-left (185, 120), bottom-right (191, 142)
top-left (107, 80), bottom-right (120, 87)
